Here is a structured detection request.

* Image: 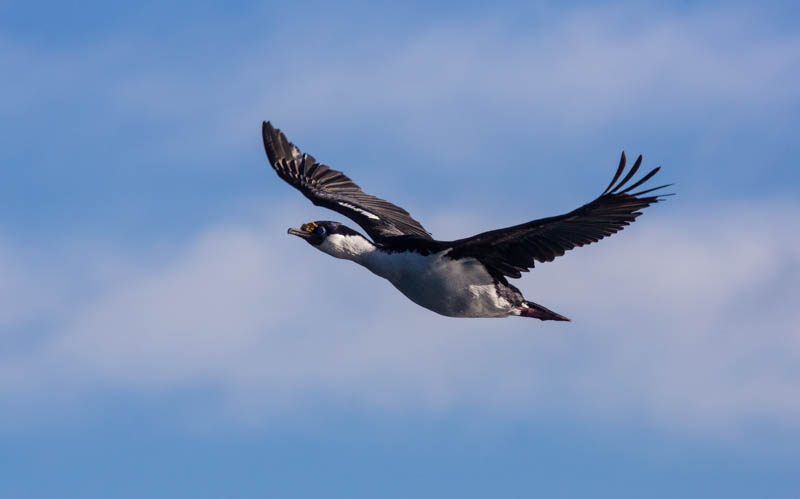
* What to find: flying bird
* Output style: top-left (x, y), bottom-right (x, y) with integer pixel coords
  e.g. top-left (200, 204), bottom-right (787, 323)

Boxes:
top-left (262, 121), bottom-right (669, 321)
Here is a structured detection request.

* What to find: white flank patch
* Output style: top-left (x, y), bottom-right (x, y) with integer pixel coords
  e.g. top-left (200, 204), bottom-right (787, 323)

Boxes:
top-left (338, 202), bottom-right (380, 220)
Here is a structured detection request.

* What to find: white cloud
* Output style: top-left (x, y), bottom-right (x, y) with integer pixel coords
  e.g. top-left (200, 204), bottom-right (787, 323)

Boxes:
top-left (232, 6), bottom-right (800, 158)
top-left (8, 5), bottom-right (793, 163)
top-left (2, 201), bottom-right (799, 433)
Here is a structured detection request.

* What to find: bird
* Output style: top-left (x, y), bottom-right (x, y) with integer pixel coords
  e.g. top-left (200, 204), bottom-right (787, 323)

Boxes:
top-left (262, 121), bottom-right (670, 321)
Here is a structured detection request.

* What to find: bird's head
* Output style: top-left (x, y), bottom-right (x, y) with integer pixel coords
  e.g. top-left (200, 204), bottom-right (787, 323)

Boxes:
top-left (287, 221), bottom-right (331, 246)
top-left (287, 221), bottom-right (374, 259)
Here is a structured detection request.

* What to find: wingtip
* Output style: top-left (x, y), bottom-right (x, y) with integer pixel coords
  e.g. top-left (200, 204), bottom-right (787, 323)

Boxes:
top-left (602, 151), bottom-right (628, 195)
top-left (261, 120), bottom-right (283, 164)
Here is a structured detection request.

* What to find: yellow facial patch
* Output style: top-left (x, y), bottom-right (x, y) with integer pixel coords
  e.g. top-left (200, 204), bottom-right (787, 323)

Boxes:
top-left (301, 222), bottom-right (319, 232)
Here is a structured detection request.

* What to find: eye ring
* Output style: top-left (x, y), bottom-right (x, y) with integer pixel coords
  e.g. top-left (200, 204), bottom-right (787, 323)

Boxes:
top-left (313, 225), bottom-right (326, 236)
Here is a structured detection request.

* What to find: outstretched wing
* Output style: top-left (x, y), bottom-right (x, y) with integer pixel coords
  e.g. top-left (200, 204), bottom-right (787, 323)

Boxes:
top-left (447, 152), bottom-right (671, 279)
top-left (262, 121), bottom-right (432, 242)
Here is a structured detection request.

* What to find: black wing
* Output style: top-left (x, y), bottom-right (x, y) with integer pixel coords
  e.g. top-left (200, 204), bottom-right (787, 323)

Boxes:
top-left (447, 152), bottom-right (671, 279)
top-left (262, 121), bottom-right (432, 242)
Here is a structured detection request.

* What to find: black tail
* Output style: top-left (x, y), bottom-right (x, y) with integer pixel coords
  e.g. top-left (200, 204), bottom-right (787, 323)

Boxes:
top-left (518, 301), bottom-right (571, 321)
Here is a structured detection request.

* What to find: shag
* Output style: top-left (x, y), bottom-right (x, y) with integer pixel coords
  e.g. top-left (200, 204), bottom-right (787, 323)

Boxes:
top-left (263, 122), bottom-right (669, 321)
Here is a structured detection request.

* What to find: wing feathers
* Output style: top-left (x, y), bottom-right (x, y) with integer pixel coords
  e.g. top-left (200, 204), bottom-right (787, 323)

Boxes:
top-left (263, 121), bottom-right (432, 242)
top-left (621, 166), bottom-right (660, 193)
top-left (447, 152), bottom-right (669, 279)
top-left (265, 120), bottom-right (668, 276)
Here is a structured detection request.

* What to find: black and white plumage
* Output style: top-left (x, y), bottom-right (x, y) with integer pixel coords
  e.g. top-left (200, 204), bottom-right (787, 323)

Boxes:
top-left (263, 121), bottom-right (670, 321)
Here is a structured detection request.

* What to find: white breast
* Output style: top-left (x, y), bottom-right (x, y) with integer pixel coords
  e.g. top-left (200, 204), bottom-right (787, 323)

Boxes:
top-left (361, 249), bottom-right (515, 318)
top-left (316, 234), bottom-right (516, 317)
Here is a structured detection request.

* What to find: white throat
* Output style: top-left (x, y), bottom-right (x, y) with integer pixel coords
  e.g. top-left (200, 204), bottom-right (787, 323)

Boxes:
top-left (316, 233), bottom-right (404, 280)
top-left (317, 233), bottom-right (378, 261)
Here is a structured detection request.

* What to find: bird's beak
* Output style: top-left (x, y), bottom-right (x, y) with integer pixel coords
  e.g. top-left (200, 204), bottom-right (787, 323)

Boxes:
top-left (287, 227), bottom-right (312, 239)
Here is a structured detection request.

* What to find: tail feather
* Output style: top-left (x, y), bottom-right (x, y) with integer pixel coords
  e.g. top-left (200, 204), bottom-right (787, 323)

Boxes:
top-left (518, 301), bottom-right (571, 321)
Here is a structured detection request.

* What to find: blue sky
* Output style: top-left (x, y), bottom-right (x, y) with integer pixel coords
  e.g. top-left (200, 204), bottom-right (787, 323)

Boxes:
top-left (2, 1), bottom-right (800, 497)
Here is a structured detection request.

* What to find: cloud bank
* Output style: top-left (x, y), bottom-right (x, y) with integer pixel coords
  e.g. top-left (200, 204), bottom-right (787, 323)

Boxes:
top-left (2, 201), bottom-right (798, 433)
